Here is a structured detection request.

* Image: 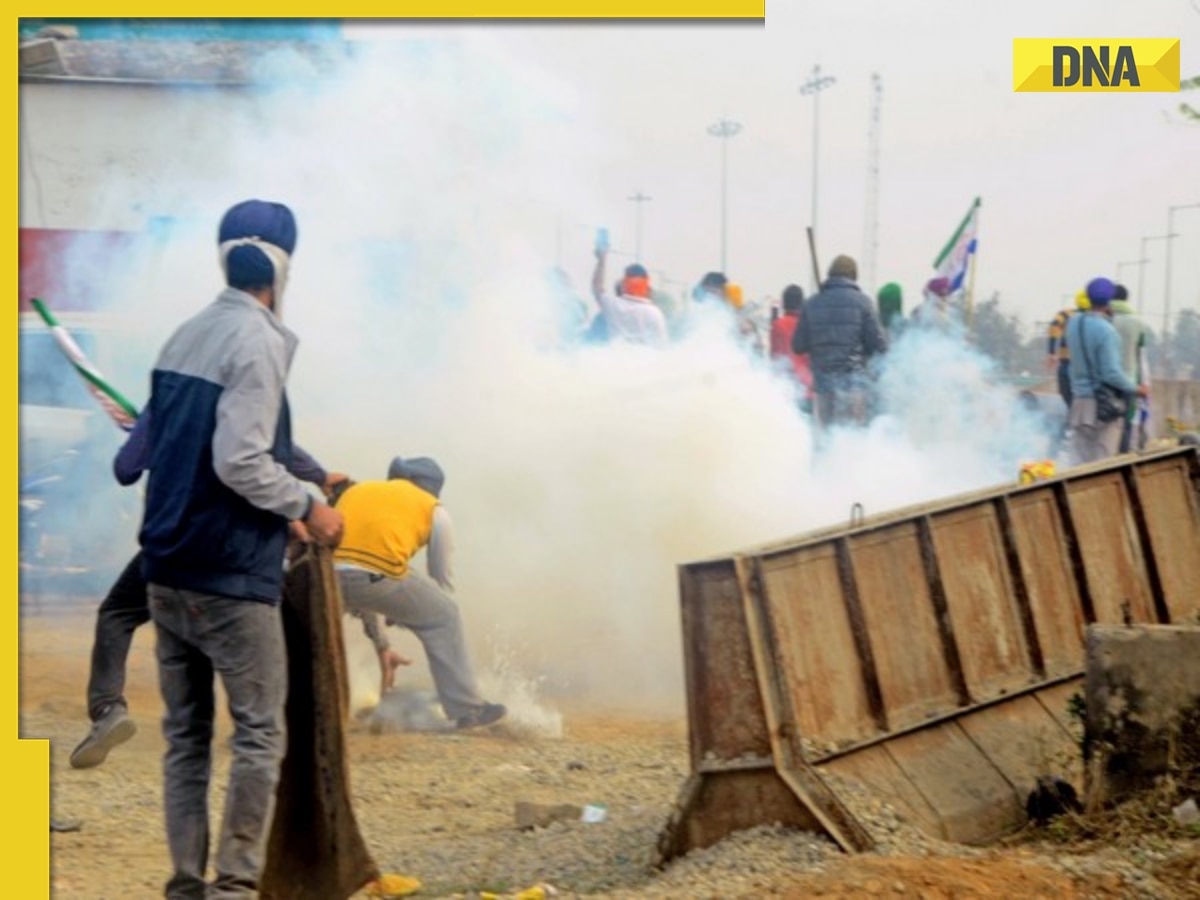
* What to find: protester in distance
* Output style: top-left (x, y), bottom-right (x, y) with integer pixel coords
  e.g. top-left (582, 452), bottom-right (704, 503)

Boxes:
top-left (723, 282), bottom-right (765, 355)
top-left (589, 244), bottom-right (669, 348)
top-left (910, 276), bottom-right (961, 332)
top-left (1046, 290), bottom-right (1090, 413)
top-left (692, 271), bottom-right (729, 306)
top-left (769, 283), bottom-right (814, 413)
top-left (791, 254), bottom-right (887, 431)
top-left (1109, 283), bottom-right (1152, 452)
top-left (1064, 276), bottom-right (1148, 464)
top-left (875, 281), bottom-right (905, 341)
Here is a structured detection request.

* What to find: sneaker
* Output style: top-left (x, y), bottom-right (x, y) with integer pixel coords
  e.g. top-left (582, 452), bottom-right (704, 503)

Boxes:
top-left (455, 702), bottom-right (507, 730)
top-left (69, 707), bottom-right (137, 769)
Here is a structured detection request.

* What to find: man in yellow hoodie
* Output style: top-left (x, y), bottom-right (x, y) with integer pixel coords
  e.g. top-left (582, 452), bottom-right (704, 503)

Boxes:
top-left (332, 457), bottom-right (506, 730)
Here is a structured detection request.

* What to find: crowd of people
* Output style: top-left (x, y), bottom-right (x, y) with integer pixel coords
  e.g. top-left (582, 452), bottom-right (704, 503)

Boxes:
top-left (558, 244), bottom-right (950, 433)
top-left (558, 239), bottom-right (1159, 468)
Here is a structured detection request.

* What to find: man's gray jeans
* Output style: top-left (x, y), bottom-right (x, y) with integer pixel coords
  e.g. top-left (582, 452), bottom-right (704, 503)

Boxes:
top-left (149, 584), bottom-right (287, 899)
top-left (1068, 396), bottom-right (1123, 464)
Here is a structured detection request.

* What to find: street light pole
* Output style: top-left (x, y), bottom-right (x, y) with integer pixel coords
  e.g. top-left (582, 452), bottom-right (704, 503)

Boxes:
top-left (627, 190), bottom-right (652, 263)
top-left (707, 117), bottom-right (742, 273)
top-left (1165, 201), bottom-right (1200, 351)
top-left (799, 64), bottom-right (836, 247)
top-left (1138, 233), bottom-right (1176, 313)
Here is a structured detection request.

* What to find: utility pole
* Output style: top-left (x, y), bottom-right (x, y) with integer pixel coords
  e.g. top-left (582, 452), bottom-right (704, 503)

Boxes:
top-left (1138, 233), bottom-right (1176, 315)
top-left (627, 190), bottom-right (652, 262)
top-left (799, 64), bottom-right (836, 293)
top-left (862, 73), bottom-right (882, 295)
top-left (707, 117), bottom-right (742, 273)
top-left (1164, 202), bottom-right (1200, 365)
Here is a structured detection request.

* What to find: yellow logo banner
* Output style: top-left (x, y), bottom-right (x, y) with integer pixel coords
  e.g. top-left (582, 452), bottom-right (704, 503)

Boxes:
top-left (1013, 38), bottom-right (1179, 92)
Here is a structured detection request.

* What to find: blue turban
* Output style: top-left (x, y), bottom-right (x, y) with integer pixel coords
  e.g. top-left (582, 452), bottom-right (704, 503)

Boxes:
top-left (1086, 276), bottom-right (1116, 305)
top-left (218, 199), bottom-right (297, 253)
top-left (217, 199), bottom-right (296, 302)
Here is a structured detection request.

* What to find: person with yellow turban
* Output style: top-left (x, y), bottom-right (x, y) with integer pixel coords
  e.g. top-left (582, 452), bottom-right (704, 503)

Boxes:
top-left (1046, 289), bottom-right (1090, 410)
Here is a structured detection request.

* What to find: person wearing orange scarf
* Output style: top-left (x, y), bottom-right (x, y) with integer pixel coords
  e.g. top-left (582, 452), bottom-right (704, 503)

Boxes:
top-left (589, 244), bottom-right (669, 347)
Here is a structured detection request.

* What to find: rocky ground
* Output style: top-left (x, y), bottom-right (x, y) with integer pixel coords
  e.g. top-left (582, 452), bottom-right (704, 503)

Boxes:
top-left (23, 607), bottom-right (1199, 899)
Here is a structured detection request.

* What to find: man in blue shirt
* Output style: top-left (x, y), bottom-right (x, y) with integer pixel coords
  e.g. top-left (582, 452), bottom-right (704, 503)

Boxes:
top-left (1065, 277), bottom-right (1148, 464)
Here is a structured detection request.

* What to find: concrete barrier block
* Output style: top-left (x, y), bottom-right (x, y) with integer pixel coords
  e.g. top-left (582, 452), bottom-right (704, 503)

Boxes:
top-left (1084, 623), bottom-right (1200, 807)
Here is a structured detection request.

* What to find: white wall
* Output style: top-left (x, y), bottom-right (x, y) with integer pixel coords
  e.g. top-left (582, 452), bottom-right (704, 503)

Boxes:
top-left (20, 80), bottom-right (268, 232)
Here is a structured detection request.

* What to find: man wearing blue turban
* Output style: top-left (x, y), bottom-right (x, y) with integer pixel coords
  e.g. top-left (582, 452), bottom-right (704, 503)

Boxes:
top-left (1064, 276), bottom-right (1148, 464)
top-left (139, 199), bottom-right (344, 898)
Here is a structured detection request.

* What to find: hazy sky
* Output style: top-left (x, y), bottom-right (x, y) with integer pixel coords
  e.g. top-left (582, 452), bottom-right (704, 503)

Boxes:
top-left (347, 0), bottom-right (1199, 334)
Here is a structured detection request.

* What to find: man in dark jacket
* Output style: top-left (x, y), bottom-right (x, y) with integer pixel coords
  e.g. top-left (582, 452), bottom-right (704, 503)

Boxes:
top-left (791, 254), bottom-right (887, 429)
top-left (141, 199), bottom-right (344, 899)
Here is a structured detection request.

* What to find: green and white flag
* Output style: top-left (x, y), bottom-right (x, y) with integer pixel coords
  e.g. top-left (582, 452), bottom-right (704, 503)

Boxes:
top-left (30, 297), bottom-right (139, 431)
top-left (932, 197), bottom-right (981, 293)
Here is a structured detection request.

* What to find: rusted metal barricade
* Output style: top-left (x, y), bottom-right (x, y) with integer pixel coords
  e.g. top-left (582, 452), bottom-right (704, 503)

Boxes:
top-left (659, 447), bottom-right (1200, 859)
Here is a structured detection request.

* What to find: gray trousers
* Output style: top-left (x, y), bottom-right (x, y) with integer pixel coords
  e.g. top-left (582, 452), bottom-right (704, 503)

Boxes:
top-left (1069, 396), bottom-right (1123, 465)
top-left (813, 372), bottom-right (870, 432)
top-left (149, 584), bottom-right (287, 900)
top-left (338, 568), bottom-right (484, 720)
top-left (814, 389), bottom-right (868, 430)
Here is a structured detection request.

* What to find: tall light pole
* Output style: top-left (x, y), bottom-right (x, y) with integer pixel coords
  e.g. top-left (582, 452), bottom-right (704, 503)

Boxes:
top-left (627, 190), bottom-right (652, 262)
top-left (862, 72), bottom-right (883, 295)
top-left (1138, 233), bottom-right (1177, 315)
top-left (799, 64), bottom-right (836, 248)
top-left (707, 117), bottom-right (742, 273)
top-left (1165, 202), bottom-right (1200, 352)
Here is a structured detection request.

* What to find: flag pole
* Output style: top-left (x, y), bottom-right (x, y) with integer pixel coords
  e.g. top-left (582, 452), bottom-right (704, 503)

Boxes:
top-left (963, 200), bottom-right (981, 330)
top-left (806, 226), bottom-right (822, 294)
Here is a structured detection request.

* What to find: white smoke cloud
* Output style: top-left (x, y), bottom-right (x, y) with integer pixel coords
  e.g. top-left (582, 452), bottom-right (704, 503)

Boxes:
top-left (21, 31), bottom-right (1060, 720)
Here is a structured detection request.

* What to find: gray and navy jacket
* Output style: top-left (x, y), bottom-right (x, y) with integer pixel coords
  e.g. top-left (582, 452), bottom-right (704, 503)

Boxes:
top-left (139, 288), bottom-right (313, 604)
top-left (115, 409), bottom-right (328, 489)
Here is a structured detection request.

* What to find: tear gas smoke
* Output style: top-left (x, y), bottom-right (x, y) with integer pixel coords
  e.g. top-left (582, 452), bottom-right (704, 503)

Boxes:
top-left (20, 33), bottom-right (1054, 722)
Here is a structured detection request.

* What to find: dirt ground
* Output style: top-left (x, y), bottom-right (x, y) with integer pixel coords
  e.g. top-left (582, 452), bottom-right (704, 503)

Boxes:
top-left (21, 606), bottom-right (1200, 899)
